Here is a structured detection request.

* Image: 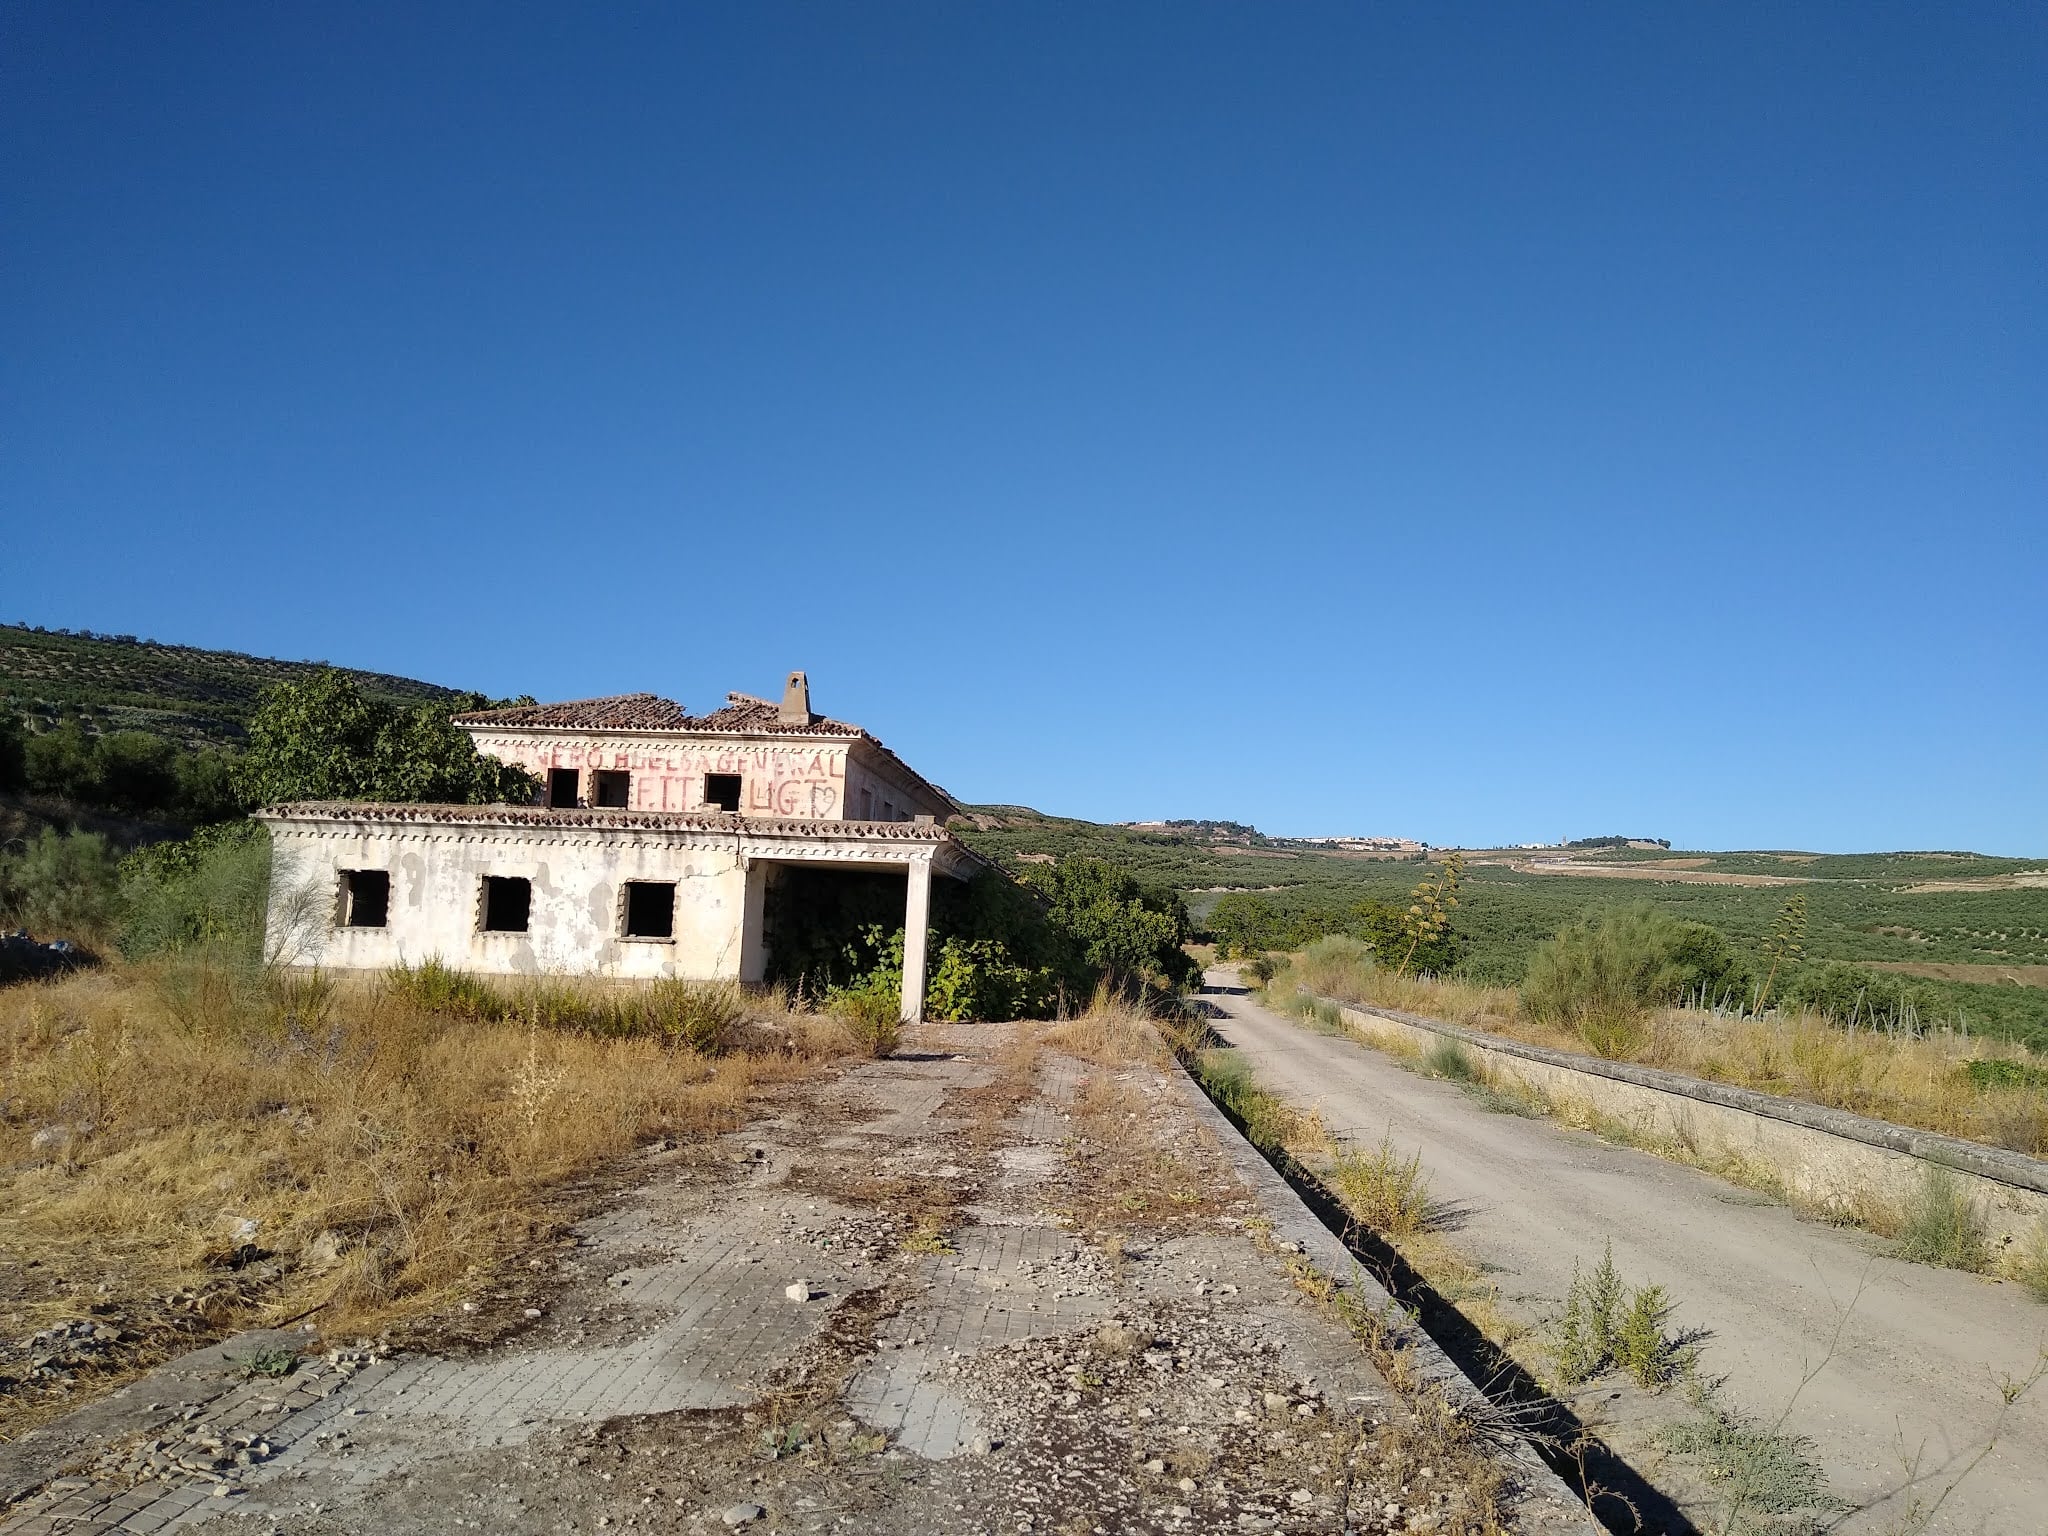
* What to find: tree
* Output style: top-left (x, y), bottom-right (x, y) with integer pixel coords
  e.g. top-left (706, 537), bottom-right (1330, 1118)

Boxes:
top-left (0, 827), bottom-right (123, 938)
top-left (24, 716), bottom-right (99, 800)
top-left (1023, 857), bottom-right (1200, 992)
top-left (232, 673), bottom-right (540, 807)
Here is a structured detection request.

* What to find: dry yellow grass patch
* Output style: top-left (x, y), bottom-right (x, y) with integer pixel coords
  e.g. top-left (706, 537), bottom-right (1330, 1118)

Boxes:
top-left (0, 957), bottom-right (845, 1435)
top-left (1036, 987), bottom-right (1172, 1068)
top-left (1262, 954), bottom-right (2048, 1156)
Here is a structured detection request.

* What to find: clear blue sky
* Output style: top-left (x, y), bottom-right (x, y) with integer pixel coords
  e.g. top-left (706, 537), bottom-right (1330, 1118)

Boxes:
top-left (4, 5), bottom-right (2042, 853)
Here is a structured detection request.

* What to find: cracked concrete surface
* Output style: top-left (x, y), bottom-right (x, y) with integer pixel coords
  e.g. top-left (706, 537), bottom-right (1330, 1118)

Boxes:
top-left (2, 1023), bottom-right (1593, 1535)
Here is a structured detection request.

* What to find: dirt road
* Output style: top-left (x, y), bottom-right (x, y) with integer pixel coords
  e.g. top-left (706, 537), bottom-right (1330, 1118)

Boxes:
top-left (1201, 971), bottom-right (2048, 1535)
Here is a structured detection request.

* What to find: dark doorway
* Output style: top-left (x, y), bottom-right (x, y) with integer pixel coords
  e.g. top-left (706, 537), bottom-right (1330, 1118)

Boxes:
top-left (481, 875), bottom-right (531, 933)
top-left (548, 768), bottom-right (580, 807)
top-left (339, 869), bottom-right (389, 928)
top-left (761, 864), bottom-right (907, 993)
top-left (591, 770), bottom-right (631, 808)
top-left (622, 881), bottom-right (676, 939)
top-left (704, 773), bottom-right (742, 813)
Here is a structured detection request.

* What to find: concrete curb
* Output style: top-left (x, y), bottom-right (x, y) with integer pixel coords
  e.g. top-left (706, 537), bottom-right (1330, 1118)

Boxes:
top-left (1337, 999), bottom-right (2048, 1197)
top-left (1167, 1055), bottom-right (1603, 1531)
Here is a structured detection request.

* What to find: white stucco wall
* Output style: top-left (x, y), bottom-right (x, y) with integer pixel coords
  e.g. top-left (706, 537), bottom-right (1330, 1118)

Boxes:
top-left (259, 809), bottom-right (969, 983)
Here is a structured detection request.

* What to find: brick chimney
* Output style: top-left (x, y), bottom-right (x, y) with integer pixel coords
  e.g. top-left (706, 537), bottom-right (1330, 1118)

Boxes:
top-left (779, 670), bottom-right (812, 726)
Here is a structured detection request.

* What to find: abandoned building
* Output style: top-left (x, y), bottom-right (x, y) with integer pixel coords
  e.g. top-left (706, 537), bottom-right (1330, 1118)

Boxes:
top-left (256, 673), bottom-right (981, 1020)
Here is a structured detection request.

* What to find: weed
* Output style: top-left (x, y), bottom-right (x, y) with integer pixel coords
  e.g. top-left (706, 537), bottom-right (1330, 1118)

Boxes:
top-left (1615, 1284), bottom-right (1684, 1390)
top-left (1893, 1165), bottom-right (1989, 1272)
top-left (2021, 1227), bottom-right (2048, 1303)
top-left (385, 957), bottom-right (507, 1020)
top-left (828, 988), bottom-right (900, 1058)
top-left (641, 978), bottom-right (748, 1054)
top-left (1422, 1036), bottom-right (1479, 1083)
top-left (1039, 987), bottom-right (1166, 1066)
top-left (226, 1345), bottom-right (301, 1379)
top-left (1550, 1242), bottom-right (1689, 1392)
top-left (1326, 1131), bottom-right (1432, 1239)
top-left (1661, 1389), bottom-right (1841, 1536)
top-left (0, 955), bottom-right (842, 1438)
top-left (900, 1216), bottom-right (954, 1256)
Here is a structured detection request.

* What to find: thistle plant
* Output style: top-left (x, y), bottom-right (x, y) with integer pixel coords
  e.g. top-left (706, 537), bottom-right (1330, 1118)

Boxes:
top-left (1395, 851), bottom-right (1464, 978)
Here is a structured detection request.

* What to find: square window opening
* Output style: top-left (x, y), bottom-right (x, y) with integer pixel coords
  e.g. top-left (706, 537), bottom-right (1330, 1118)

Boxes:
top-left (591, 770), bottom-right (631, 808)
top-left (481, 875), bottom-right (531, 933)
top-left (339, 869), bottom-right (389, 928)
top-left (622, 881), bottom-right (676, 939)
top-left (704, 773), bottom-right (742, 813)
top-left (548, 768), bottom-right (580, 807)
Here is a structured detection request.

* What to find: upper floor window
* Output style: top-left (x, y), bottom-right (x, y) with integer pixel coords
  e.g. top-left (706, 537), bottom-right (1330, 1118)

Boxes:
top-left (547, 768), bottom-right (580, 807)
top-left (591, 770), bottom-right (631, 809)
top-left (704, 773), bottom-right (742, 813)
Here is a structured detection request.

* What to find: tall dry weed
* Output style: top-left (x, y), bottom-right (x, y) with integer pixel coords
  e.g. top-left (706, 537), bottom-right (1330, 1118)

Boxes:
top-left (0, 956), bottom-right (838, 1370)
top-left (1038, 985), bottom-right (1166, 1067)
top-left (1258, 951), bottom-right (2048, 1158)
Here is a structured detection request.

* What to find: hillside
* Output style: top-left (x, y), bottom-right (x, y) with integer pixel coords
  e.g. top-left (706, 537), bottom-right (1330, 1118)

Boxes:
top-left (1, 623), bottom-right (464, 746)
top-left (954, 804), bottom-right (2048, 1047)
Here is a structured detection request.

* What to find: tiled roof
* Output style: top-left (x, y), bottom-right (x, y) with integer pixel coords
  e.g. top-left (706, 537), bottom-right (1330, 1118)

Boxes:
top-left (453, 691), bottom-right (864, 737)
top-left (690, 693), bottom-right (865, 737)
top-left (453, 694), bottom-right (694, 730)
top-left (254, 801), bottom-right (960, 841)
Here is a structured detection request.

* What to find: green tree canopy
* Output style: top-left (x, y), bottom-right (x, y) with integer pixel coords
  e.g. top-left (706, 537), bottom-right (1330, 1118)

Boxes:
top-left (1022, 856), bottom-right (1200, 992)
top-left (232, 672), bottom-right (540, 807)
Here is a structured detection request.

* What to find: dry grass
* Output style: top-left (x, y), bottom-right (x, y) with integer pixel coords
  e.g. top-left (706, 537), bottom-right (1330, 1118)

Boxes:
top-left (1260, 951), bottom-right (2048, 1157)
top-left (0, 957), bottom-right (849, 1436)
top-left (1037, 985), bottom-right (1172, 1069)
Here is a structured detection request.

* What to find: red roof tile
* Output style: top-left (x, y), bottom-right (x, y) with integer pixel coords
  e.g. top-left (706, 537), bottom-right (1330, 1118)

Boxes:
top-left (454, 691), bottom-right (866, 736)
top-left (454, 693), bottom-right (694, 730)
top-left (254, 801), bottom-right (959, 840)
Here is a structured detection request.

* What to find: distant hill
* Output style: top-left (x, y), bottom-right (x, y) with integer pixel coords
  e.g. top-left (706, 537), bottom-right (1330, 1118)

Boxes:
top-left (0, 623), bottom-right (465, 746)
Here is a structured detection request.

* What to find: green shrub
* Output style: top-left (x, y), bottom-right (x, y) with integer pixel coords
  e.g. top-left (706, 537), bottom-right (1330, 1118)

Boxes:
top-left (1023, 857), bottom-right (1200, 993)
top-left (1962, 1057), bottom-right (2048, 1091)
top-left (1894, 1165), bottom-right (1989, 1271)
top-left (1241, 952), bottom-right (1284, 986)
top-left (1551, 1242), bottom-right (1688, 1390)
top-left (0, 827), bottom-right (124, 939)
top-left (118, 820), bottom-right (271, 960)
top-left (640, 978), bottom-right (748, 1054)
top-left (1523, 905), bottom-right (1749, 1057)
top-left (1781, 961), bottom-right (1935, 1031)
top-left (830, 983), bottom-right (900, 1058)
top-left (0, 713), bottom-right (24, 791)
top-left (386, 957), bottom-right (512, 1020)
top-left (233, 672), bottom-right (538, 807)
